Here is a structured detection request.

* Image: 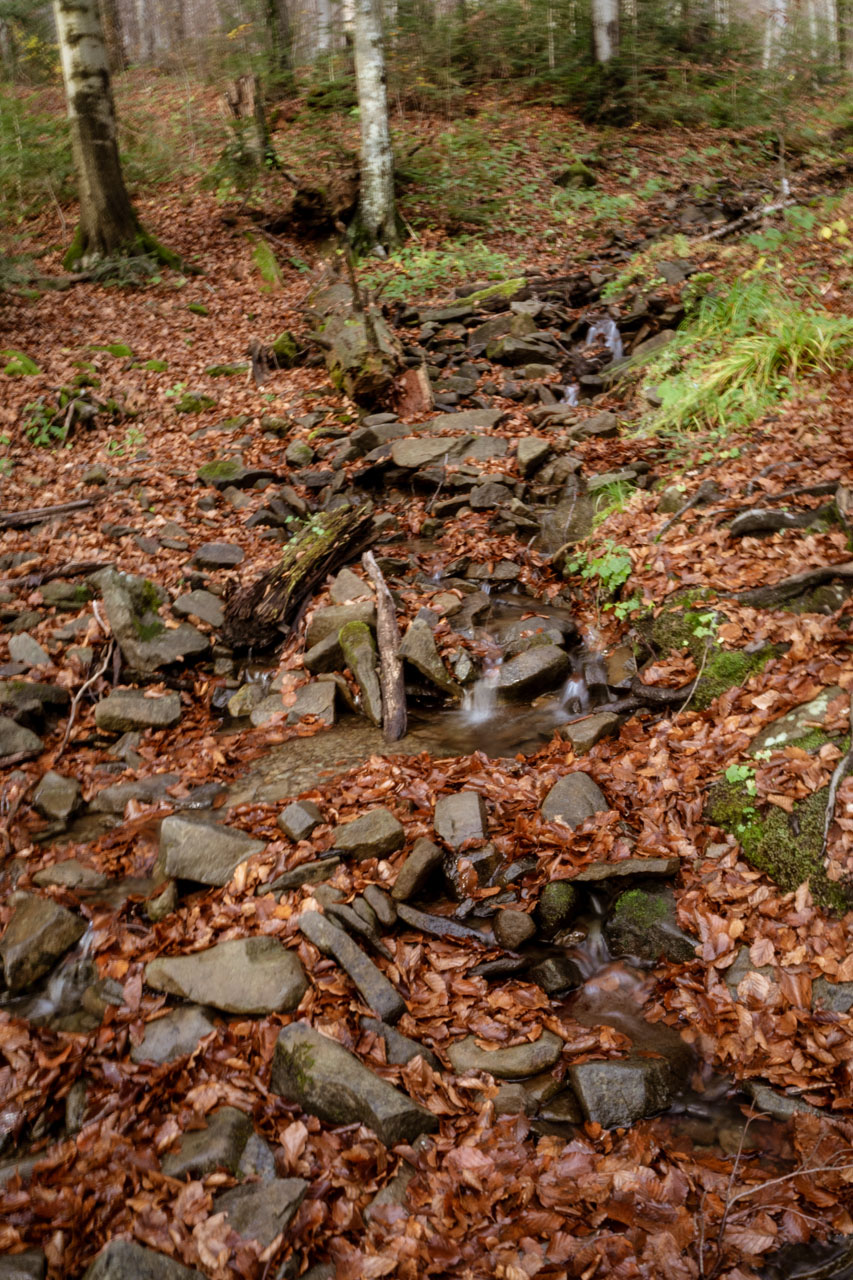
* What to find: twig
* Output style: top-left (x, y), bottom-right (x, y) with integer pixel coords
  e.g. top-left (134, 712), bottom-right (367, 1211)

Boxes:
top-left (821, 694), bottom-right (853, 864)
top-left (55, 640), bottom-right (115, 762)
top-left (674, 642), bottom-right (710, 721)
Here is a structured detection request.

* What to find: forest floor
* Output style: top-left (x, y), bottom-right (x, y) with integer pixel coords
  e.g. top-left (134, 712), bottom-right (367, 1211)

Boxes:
top-left (1, 87), bottom-right (853, 1280)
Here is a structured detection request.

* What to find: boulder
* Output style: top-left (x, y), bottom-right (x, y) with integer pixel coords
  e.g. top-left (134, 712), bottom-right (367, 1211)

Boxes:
top-left (541, 773), bottom-right (608, 827)
top-left (8, 633), bottom-right (49, 668)
top-left (392, 838), bottom-right (443, 901)
top-left (493, 909), bottom-right (536, 950)
top-left (161, 1106), bottom-right (252, 1179)
top-left (399, 619), bottom-right (461, 696)
top-left (277, 799), bottom-right (324, 842)
top-left (535, 881), bottom-right (579, 936)
top-left (0, 1250), bottom-right (45, 1280)
top-left (573, 856), bottom-right (680, 883)
top-left (286, 681), bottom-right (337, 726)
top-left (305, 602), bottom-right (376, 648)
top-left (172, 589), bottom-right (224, 627)
top-left (131, 1005), bottom-right (215, 1065)
top-left (213, 1178), bottom-right (308, 1247)
top-left (145, 937), bottom-right (307, 1014)
top-left (94, 690), bottom-right (181, 733)
top-left (604, 887), bottom-right (696, 963)
top-left (0, 716), bottom-right (42, 757)
top-left (569, 1056), bottom-right (676, 1129)
top-left (562, 711), bottom-right (623, 754)
top-left (299, 910), bottom-right (405, 1023)
top-left (32, 859), bottom-right (107, 890)
top-left (339, 621), bottom-right (382, 725)
top-left (332, 808), bottom-right (404, 860)
top-left (159, 815), bottom-right (265, 886)
top-left (89, 569), bottom-right (208, 672)
top-left (448, 1030), bottom-right (563, 1078)
top-left (391, 437), bottom-right (472, 469)
top-left (0, 894), bottom-right (86, 992)
top-left (263, 858), bottom-right (341, 894)
top-left (82, 1241), bottom-right (203, 1280)
top-left (271, 1022), bottom-right (437, 1146)
top-left (33, 771), bottom-right (81, 821)
top-left (434, 791), bottom-right (487, 849)
top-left (497, 646), bottom-right (570, 700)
top-left (192, 541), bottom-right (244, 568)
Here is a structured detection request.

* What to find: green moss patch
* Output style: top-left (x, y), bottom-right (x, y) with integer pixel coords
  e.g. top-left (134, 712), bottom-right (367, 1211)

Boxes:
top-left (639, 601), bottom-right (778, 709)
top-left (175, 392), bottom-right (216, 414)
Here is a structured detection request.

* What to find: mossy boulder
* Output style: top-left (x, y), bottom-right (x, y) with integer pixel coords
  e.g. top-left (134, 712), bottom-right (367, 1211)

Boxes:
top-left (176, 392), bottom-right (217, 414)
top-left (604, 887), bottom-right (696, 963)
top-left (270, 331), bottom-right (301, 367)
top-left (638, 602), bottom-right (777, 709)
top-left (554, 159), bottom-right (597, 189)
top-left (536, 880), bottom-right (579, 937)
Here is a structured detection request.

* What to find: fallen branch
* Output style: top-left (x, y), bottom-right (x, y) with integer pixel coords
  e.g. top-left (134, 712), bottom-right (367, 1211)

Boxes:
top-left (362, 550), bottom-right (407, 742)
top-left (654, 480), bottom-right (721, 542)
top-left (55, 639), bottom-right (115, 762)
top-left (0, 498), bottom-right (96, 531)
top-left (696, 198), bottom-right (797, 243)
top-left (732, 559), bottom-right (853, 608)
top-left (1, 559), bottom-right (112, 591)
top-left (821, 694), bottom-right (853, 864)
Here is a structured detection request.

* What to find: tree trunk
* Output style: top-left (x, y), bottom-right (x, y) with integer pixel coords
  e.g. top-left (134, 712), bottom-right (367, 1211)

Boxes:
top-left (591, 0), bottom-right (619, 62)
top-left (224, 73), bottom-right (276, 166)
top-left (54, 0), bottom-right (142, 268)
top-left (352, 0), bottom-right (398, 248)
top-left (100, 0), bottom-right (127, 71)
top-left (266, 0), bottom-right (297, 88)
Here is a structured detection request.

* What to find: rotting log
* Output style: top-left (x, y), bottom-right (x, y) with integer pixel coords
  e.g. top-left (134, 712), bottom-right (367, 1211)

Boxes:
top-left (223, 505), bottom-right (376, 650)
top-left (306, 267), bottom-right (405, 408)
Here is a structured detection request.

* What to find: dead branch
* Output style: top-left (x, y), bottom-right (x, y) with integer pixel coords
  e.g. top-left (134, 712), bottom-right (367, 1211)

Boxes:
top-left (696, 198), bottom-right (797, 242)
top-left (0, 498), bottom-right (97, 530)
top-left (55, 640), bottom-right (115, 762)
top-left (362, 550), bottom-right (407, 742)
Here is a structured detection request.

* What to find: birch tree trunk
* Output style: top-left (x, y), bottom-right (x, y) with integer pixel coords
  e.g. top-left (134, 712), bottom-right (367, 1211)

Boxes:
top-left (352, 0), bottom-right (398, 248)
top-left (591, 0), bottom-right (619, 62)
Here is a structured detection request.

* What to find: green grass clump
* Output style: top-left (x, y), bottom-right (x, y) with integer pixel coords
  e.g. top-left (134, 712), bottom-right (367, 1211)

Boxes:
top-left (360, 239), bottom-right (520, 302)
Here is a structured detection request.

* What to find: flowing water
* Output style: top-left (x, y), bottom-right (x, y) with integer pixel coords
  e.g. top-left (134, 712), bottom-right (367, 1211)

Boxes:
top-left (586, 316), bottom-right (624, 361)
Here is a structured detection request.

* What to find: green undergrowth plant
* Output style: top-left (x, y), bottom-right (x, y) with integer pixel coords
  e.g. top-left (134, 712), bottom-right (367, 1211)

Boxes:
top-left (566, 540), bottom-right (647, 620)
top-left (360, 239), bottom-right (519, 301)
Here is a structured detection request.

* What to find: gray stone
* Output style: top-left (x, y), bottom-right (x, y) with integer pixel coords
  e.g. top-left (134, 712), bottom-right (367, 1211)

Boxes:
top-left (448, 1030), bottom-right (563, 1078)
top-left (723, 945), bottom-right (775, 998)
top-left (94, 690), bottom-right (181, 732)
top-left (214, 1178), bottom-right (307, 1247)
top-left (82, 1241), bottom-right (203, 1280)
top-left (469, 481), bottom-right (513, 511)
top-left (497, 646), bottom-right (570, 700)
top-left (0, 716), bottom-right (42, 757)
top-left (305, 602), bottom-right (376, 648)
top-left (751, 686), bottom-right (845, 754)
top-left (8, 633), bottom-right (49, 668)
top-left (330, 568), bottom-right (369, 603)
top-left (536, 881), bottom-right (579, 936)
top-left (131, 1005), bottom-right (215, 1065)
top-left (271, 1022), bottom-right (437, 1146)
top-left (172, 589), bottom-right (224, 627)
top-left (263, 858), bottom-right (341, 894)
top-left (364, 1161), bottom-right (418, 1224)
top-left (0, 1249), bottom-right (45, 1280)
top-left (0, 894), bottom-right (86, 992)
top-left (89, 772), bottom-right (179, 814)
top-left (538, 1089), bottom-right (584, 1125)
top-left (145, 937), bottom-right (307, 1014)
top-left (286, 681), bottom-right (337, 726)
top-left (569, 1056), bottom-right (676, 1128)
top-left (391, 436), bottom-right (472, 469)
top-left (423, 409), bottom-right (504, 433)
top-left (161, 1106), bottom-right (252, 1179)
top-left (527, 955), bottom-right (584, 995)
top-left (444, 842), bottom-right (501, 898)
top-left (250, 694), bottom-right (288, 726)
top-left (302, 631), bottom-right (343, 674)
top-left (604, 645), bottom-right (637, 687)
top-left (146, 880), bottom-right (177, 922)
top-left (630, 330), bottom-right (676, 362)
top-left (299, 910), bottom-right (405, 1022)
top-left (604, 887), bottom-right (696, 963)
top-left (813, 977), bottom-right (853, 1014)
top-left (562, 711), bottom-right (623, 754)
top-left (159, 814), bottom-right (265, 885)
top-left (192, 541), bottom-right (244, 568)
top-left (89, 569), bottom-right (208, 673)
top-left (33, 859), bottom-right (107, 890)
top-left (333, 808), bottom-right (404, 860)
top-left (360, 1017), bottom-right (440, 1070)
top-left (657, 485), bottom-right (686, 514)
top-left (0, 679), bottom-right (68, 719)
top-left (33, 770), bottom-right (80, 821)
top-left (573, 856), bottom-right (680, 882)
top-left (541, 773), bottom-right (609, 827)
top-left (434, 791), bottom-right (487, 849)
top-left (399, 619), bottom-right (461, 696)
top-left (392, 838), bottom-right (443, 900)
top-left (339, 621), bottom-right (382, 725)
top-left (278, 799), bottom-right (324, 842)
top-left (227, 683), bottom-right (265, 718)
top-left (742, 1080), bottom-right (823, 1121)
top-left (362, 884), bottom-right (396, 927)
top-left (516, 437), bottom-right (551, 477)
top-left (494, 1083), bottom-right (530, 1115)
top-left (196, 457), bottom-right (275, 490)
top-left (237, 1131), bottom-right (277, 1182)
top-left (493, 909), bottom-right (536, 950)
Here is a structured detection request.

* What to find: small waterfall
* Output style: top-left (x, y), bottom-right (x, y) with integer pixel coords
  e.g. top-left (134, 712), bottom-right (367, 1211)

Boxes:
top-left (586, 317), bottom-right (623, 362)
top-left (461, 664), bottom-right (500, 726)
top-left (561, 674), bottom-right (590, 714)
top-left (562, 383), bottom-right (580, 406)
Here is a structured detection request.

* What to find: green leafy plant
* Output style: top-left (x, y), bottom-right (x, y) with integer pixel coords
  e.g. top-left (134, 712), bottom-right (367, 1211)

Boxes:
top-left (725, 762), bottom-right (757, 795)
top-left (106, 426), bottom-right (146, 456)
top-left (21, 398), bottom-right (70, 447)
top-left (566, 540), bottom-right (637, 616)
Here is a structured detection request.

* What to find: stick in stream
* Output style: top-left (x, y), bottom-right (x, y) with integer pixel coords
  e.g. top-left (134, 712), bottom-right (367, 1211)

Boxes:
top-left (362, 550), bottom-right (407, 742)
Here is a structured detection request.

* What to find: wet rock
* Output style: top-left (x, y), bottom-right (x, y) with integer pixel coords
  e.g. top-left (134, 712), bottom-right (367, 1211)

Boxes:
top-left (145, 937), bottom-right (307, 1014)
top-left (159, 814), bottom-right (265, 886)
top-left (339, 620), bottom-right (382, 725)
top-left (89, 772), bottom-right (179, 814)
top-left (0, 1249), bottom-right (45, 1279)
top-left (541, 773), bottom-right (608, 827)
top-left (172, 589), bottom-right (224, 627)
top-left (399, 618), bottom-right (461, 696)
top-left (538, 1089), bottom-right (583, 1125)
top-left (444, 842), bottom-right (502, 898)
top-left (94, 690), bottom-right (181, 732)
top-left (33, 771), bottom-right (81, 821)
top-left (743, 1080), bottom-right (823, 1122)
top-left (286, 680), bottom-right (337, 726)
top-left (812, 977), bottom-right (853, 1014)
top-left (516, 437), bottom-right (551, 477)
top-left (751, 685), bottom-right (844, 754)
top-left (271, 1021), bottom-right (437, 1145)
top-left (227, 684), bottom-right (264, 718)
top-left (8, 633), bottom-right (49, 668)
top-left (364, 1158), bottom-right (419, 1225)
top-left (604, 887), bottom-right (696, 963)
top-left (562, 711), bottom-right (623, 754)
top-left (161, 1105), bottom-right (253, 1178)
top-left (32, 859), bottom-right (107, 890)
top-left (434, 791), bottom-right (487, 849)
top-left (332, 808), bottom-right (404, 860)
top-left (83, 1240), bottom-right (202, 1280)
top-left (573, 856), bottom-right (680, 883)
top-left (192, 541), bottom-right (244, 569)
top-left (497, 646), bottom-right (570, 700)
top-left (213, 1178), bottom-right (308, 1247)
top-left (130, 1005), bottom-right (215, 1065)
top-left (360, 1016), bottom-right (439, 1069)
top-left (305, 602), bottom-right (376, 648)
top-left (277, 799), bottom-right (324, 842)
top-left (493, 909), bottom-right (536, 949)
top-left (527, 954), bottom-right (584, 995)
top-left (0, 716), bottom-right (42, 757)
top-left (448, 1030), bottom-right (563, 1078)
top-left (760, 1236), bottom-right (853, 1280)
top-left (392, 838), bottom-right (443, 900)
top-left (299, 910), bottom-right (405, 1022)
top-left (146, 880), bottom-right (177, 922)
top-left (89, 569), bottom-right (208, 672)
top-left (569, 1056), bottom-right (676, 1128)
top-left (0, 894), bottom-right (87, 992)
top-left (536, 881), bottom-right (579, 936)
top-left (494, 1083), bottom-right (530, 1115)
top-left (723, 945), bottom-right (775, 998)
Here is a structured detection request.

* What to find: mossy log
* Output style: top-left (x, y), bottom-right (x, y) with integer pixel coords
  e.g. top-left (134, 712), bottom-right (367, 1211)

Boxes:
top-left (223, 505), bottom-right (375, 650)
top-left (307, 269), bottom-right (405, 407)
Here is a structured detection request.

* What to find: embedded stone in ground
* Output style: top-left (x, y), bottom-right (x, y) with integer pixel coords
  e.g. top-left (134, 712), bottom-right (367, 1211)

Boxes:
top-left (751, 685), bottom-right (845, 754)
top-left (161, 1106), bottom-right (252, 1178)
top-left (493, 909), bottom-right (536, 950)
top-left (299, 910), bottom-right (405, 1023)
top-left (434, 791), bottom-right (487, 849)
top-left (0, 894), bottom-right (87, 992)
top-left (33, 771), bottom-right (81, 821)
top-left (270, 1021), bottom-right (437, 1146)
top-left (89, 568), bottom-right (208, 673)
top-left (32, 859), bottom-right (107, 891)
top-left (572, 856), bottom-right (680, 883)
top-left (172, 589), bottom-right (224, 627)
top-left (540, 772), bottom-right (609, 827)
top-left (0, 1249), bottom-right (45, 1280)
top-left (213, 1179), bottom-right (308, 1248)
top-left (8, 633), bottom-right (49, 668)
top-left (192, 541), bottom-right (244, 568)
top-left (569, 1056), bottom-right (677, 1129)
top-left (604, 887), bottom-right (696, 963)
top-left (82, 1240), bottom-right (203, 1279)
top-left (130, 1005), bottom-right (215, 1065)
top-left (94, 690), bottom-right (181, 732)
top-left (332, 808), bottom-right (404, 860)
top-left (262, 857), bottom-right (341, 894)
top-left (812, 977), bottom-right (853, 1014)
top-left (0, 716), bottom-right (42, 757)
top-left (144, 937), bottom-right (307, 1014)
top-left (286, 680), bottom-right (337, 726)
top-left (159, 814), bottom-right (265, 885)
top-left (562, 711), bottom-right (623, 754)
top-left (277, 799), bottom-right (324, 842)
top-left (392, 838), bottom-right (443, 901)
top-left (448, 1031), bottom-right (563, 1078)
top-left (360, 1016), bottom-right (440, 1070)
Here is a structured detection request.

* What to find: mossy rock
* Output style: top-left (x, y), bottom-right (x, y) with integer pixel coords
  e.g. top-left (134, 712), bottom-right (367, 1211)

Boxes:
top-left (554, 159), bottom-right (597, 189)
top-left (270, 331), bottom-right (301, 367)
top-left (464, 278), bottom-right (527, 308)
top-left (705, 779), bottom-right (850, 911)
top-left (176, 392), bottom-right (217, 414)
top-left (2, 349), bottom-right (41, 376)
top-left (205, 363), bottom-right (248, 378)
top-left (142, 358), bottom-right (169, 372)
top-left (197, 458), bottom-right (244, 486)
top-left (93, 342), bottom-right (133, 358)
top-left (187, 303), bottom-right (209, 317)
top-left (603, 887), bottom-right (696, 963)
top-left (536, 880), bottom-right (579, 936)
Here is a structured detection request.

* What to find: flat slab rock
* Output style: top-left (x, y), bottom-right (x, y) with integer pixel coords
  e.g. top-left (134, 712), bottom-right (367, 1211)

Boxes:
top-left (448, 1030), bottom-right (563, 1078)
top-left (0, 1251), bottom-right (45, 1280)
top-left (573, 857), bottom-right (680, 883)
top-left (332, 807), bottom-right (405, 859)
top-left (271, 1021), bottom-right (437, 1146)
top-left (751, 685), bottom-right (845, 754)
top-left (299, 910), bottom-right (405, 1023)
top-left (130, 1005), bottom-right (215, 1065)
top-left (0, 894), bottom-right (86, 992)
top-left (161, 1106), bottom-right (252, 1179)
top-left (82, 1240), bottom-right (203, 1280)
top-left (145, 936), bottom-right (307, 1014)
top-left (569, 1055), bottom-right (677, 1129)
top-left (213, 1178), bottom-right (307, 1248)
top-left (159, 814), bottom-right (265, 886)
top-left (94, 691), bottom-right (181, 733)
top-left (434, 791), bottom-right (488, 849)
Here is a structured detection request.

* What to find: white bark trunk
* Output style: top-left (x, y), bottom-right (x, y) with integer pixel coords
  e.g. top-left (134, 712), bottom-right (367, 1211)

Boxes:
top-left (353, 0), bottom-right (397, 247)
top-left (54, 0), bottom-right (142, 266)
top-left (592, 0), bottom-right (619, 62)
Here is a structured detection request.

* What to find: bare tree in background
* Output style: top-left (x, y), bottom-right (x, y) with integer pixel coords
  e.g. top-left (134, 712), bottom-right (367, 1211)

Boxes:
top-left (352, 0), bottom-right (397, 248)
top-left (592, 0), bottom-right (619, 62)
